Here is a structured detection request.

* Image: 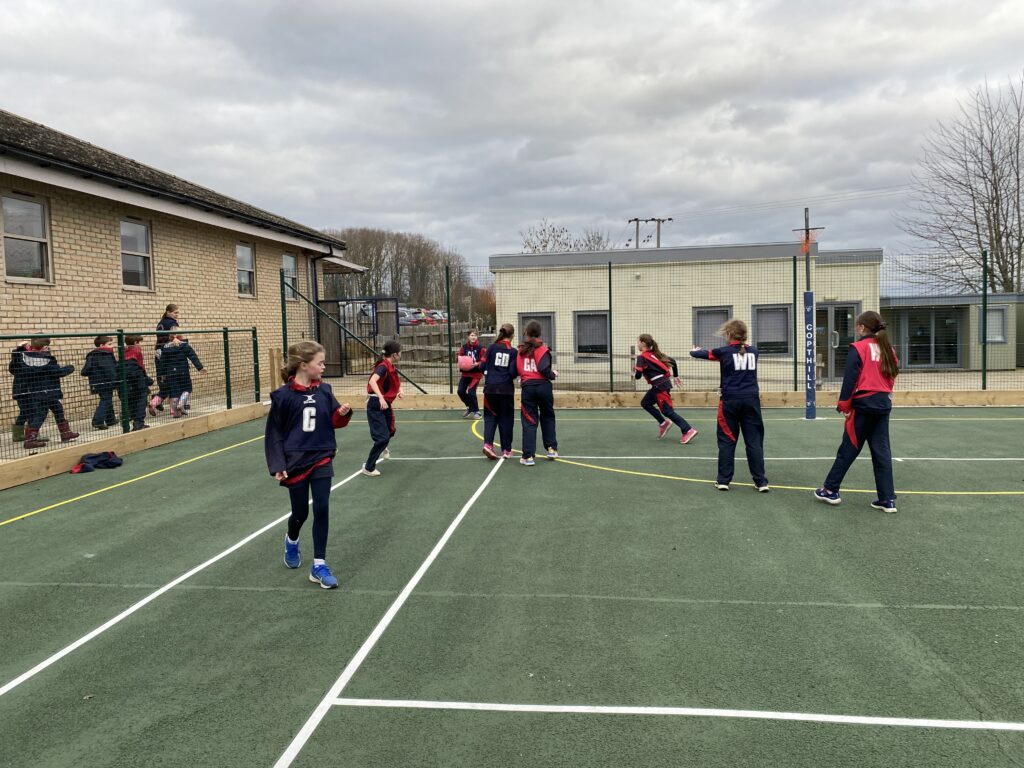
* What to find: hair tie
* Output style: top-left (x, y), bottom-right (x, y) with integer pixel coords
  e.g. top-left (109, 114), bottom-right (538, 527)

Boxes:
top-left (877, 322), bottom-right (887, 331)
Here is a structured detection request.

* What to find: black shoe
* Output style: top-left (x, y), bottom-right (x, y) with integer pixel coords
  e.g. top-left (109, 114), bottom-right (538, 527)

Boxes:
top-left (133, 424), bottom-right (151, 431)
top-left (156, 403), bottom-right (164, 412)
top-left (93, 423), bottom-right (108, 430)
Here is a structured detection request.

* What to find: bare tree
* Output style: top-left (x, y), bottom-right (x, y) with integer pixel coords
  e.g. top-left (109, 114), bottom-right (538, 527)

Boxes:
top-left (520, 219), bottom-right (612, 253)
top-left (898, 75), bottom-right (1024, 293)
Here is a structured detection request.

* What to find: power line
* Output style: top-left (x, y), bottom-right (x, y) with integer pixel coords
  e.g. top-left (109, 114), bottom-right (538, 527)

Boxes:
top-left (671, 185), bottom-right (908, 222)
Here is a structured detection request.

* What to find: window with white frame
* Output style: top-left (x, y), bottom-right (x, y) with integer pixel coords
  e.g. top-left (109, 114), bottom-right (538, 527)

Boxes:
top-left (2, 194), bottom-right (51, 281)
top-left (982, 306), bottom-right (1008, 343)
top-left (693, 306), bottom-right (731, 349)
top-left (120, 219), bottom-right (152, 288)
top-left (236, 243), bottom-right (255, 296)
top-left (753, 305), bottom-right (791, 354)
top-left (574, 311), bottom-right (609, 362)
top-left (282, 253), bottom-right (298, 298)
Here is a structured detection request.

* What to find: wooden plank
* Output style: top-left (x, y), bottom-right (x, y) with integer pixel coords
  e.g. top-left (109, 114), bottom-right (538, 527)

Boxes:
top-left (0, 403), bottom-right (268, 492)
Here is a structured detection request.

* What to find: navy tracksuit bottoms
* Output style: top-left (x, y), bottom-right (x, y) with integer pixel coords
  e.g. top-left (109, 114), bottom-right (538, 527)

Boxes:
top-left (365, 398), bottom-right (396, 471)
top-left (641, 388), bottom-right (692, 433)
top-left (716, 396), bottom-right (767, 486)
top-left (483, 393), bottom-right (515, 452)
top-left (823, 408), bottom-right (895, 500)
top-left (520, 381), bottom-right (557, 459)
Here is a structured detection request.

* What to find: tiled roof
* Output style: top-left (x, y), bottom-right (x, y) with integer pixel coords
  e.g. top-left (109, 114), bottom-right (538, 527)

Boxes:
top-left (0, 108), bottom-right (345, 249)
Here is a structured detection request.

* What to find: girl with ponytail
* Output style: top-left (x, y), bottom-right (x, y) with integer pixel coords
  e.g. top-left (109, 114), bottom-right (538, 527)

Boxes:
top-left (634, 333), bottom-right (698, 444)
top-left (516, 320), bottom-right (558, 464)
top-left (690, 319), bottom-right (769, 492)
top-left (266, 340), bottom-right (353, 589)
top-left (815, 310), bottom-right (901, 514)
top-left (480, 323), bottom-right (519, 459)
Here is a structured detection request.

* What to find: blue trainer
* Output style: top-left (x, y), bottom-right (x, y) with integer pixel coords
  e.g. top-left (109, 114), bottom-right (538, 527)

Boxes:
top-left (309, 562), bottom-right (339, 589)
top-left (814, 487), bottom-right (842, 505)
top-left (870, 499), bottom-right (898, 514)
top-left (284, 536), bottom-right (301, 569)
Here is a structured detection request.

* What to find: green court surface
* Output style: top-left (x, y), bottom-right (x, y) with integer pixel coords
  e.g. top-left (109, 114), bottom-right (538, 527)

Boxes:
top-left (1, 407), bottom-right (1023, 767)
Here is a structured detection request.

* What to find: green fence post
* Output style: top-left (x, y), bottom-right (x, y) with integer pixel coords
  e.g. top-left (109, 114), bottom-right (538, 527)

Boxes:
top-left (223, 327), bottom-right (233, 409)
top-left (981, 249), bottom-right (988, 391)
top-left (446, 264), bottom-right (454, 395)
top-left (280, 268), bottom-right (289, 355)
top-left (608, 261), bottom-right (614, 393)
top-left (116, 329), bottom-right (130, 433)
top-left (251, 326), bottom-right (261, 403)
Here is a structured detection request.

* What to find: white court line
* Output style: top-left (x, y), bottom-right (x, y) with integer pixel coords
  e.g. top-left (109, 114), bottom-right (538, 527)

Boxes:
top-left (0, 468), bottom-right (364, 699)
top-left (377, 455), bottom-right (1024, 462)
top-left (330, 697), bottom-right (1024, 732)
top-left (273, 458), bottom-right (506, 768)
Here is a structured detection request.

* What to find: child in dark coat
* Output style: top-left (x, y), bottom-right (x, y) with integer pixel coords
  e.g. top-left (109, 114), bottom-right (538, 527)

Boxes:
top-left (9, 341), bottom-right (45, 444)
top-left (81, 335), bottom-right (120, 430)
top-left (14, 337), bottom-right (79, 449)
top-left (159, 336), bottom-right (204, 417)
top-left (124, 335), bottom-right (154, 431)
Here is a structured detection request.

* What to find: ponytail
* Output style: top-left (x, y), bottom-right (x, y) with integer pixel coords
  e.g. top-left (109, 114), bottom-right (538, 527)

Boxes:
top-left (281, 340), bottom-right (325, 384)
top-left (518, 320), bottom-right (543, 356)
top-left (638, 333), bottom-right (670, 365)
top-left (719, 319), bottom-right (748, 355)
top-left (496, 323), bottom-right (515, 343)
top-left (857, 311), bottom-right (899, 379)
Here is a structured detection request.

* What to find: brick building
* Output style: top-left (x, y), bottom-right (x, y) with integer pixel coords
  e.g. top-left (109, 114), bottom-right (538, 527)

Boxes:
top-left (0, 108), bottom-right (362, 383)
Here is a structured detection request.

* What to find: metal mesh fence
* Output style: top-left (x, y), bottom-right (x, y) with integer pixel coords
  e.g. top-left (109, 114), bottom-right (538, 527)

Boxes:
top-left (312, 246), bottom-right (1023, 397)
top-left (1, 329), bottom-right (259, 462)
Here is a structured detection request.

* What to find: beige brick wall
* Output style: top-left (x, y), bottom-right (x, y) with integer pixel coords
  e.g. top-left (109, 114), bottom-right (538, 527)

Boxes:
top-left (1, 172), bottom-right (321, 394)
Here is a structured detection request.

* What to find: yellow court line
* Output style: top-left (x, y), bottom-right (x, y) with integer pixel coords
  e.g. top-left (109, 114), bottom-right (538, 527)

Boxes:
top-left (469, 420), bottom-right (1024, 497)
top-left (0, 436), bottom-right (263, 528)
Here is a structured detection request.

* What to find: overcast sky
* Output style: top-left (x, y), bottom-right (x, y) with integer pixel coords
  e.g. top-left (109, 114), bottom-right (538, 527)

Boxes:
top-left (1, 0), bottom-right (1022, 263)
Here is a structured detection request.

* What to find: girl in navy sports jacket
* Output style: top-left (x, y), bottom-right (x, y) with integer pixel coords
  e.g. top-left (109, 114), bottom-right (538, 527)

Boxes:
top-left (635, 334), bottom-right (697, 444)
top-left (690, 319), bottom-right (768, 492)
top-left (814, 310), bottom-right (900, 513)
top-left (456, 330), bottom-right (484, 419)
top-left (480, 323), bottom-right (518, 459)
top-left (265, 341), bottom-right (353, 589)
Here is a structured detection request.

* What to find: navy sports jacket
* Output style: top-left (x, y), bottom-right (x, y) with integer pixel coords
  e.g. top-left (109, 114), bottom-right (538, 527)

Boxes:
top-left (265, 379), bottom-right (352, 482)
top-left (690, 342), bottom-right (760, 398)
top-left (480, 340), bottom-right (518, 394)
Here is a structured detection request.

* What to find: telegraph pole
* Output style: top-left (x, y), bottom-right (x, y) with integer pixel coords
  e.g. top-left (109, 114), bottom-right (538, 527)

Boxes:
top-left (627, 217), bottom-right (672, 248)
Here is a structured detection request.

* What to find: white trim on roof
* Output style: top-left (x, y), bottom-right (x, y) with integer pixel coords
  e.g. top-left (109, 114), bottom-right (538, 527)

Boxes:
top-left (1, 154), bottom-right (352, 259)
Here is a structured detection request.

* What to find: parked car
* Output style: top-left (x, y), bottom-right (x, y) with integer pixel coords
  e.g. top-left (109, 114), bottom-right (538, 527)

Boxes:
top-left (427, 310), bottom-right (447, 323)
top-left (419, 309), bottom-right (438, 325)
top-left (398, 308), bottom-right (422, 326)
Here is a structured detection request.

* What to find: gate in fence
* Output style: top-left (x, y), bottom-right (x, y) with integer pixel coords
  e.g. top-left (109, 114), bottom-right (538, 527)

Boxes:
top-left (316, 297), bottom-right (399, 378)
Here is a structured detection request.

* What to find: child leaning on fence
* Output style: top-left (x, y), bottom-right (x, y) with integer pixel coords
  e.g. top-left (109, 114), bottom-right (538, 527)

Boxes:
top-left (14, 337), bottom-right (79, 449)
top-left (81, 335), bottom-right (120, 430)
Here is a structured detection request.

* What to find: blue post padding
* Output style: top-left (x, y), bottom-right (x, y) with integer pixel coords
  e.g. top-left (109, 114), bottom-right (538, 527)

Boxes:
top-left (804, 291), bottom-right (816, 420)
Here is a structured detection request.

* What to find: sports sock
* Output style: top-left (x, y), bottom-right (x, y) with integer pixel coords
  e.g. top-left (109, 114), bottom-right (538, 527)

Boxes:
top-left (313, 558), bottom-right (326, 566)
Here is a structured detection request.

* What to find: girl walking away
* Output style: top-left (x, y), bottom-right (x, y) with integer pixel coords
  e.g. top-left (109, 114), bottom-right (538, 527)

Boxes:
top-left (690, 320), bottom-right (768, 492)
top-left (517, 320), bottom-right (558, 465)
top-left (362, 340), bottom-right (403, 477)
top-left (265, 341), bottom-right (353, 589)
top-left (480, 323), bottom-right (518, 459)
top-left (814, 310), bottom-right (900, 513)
top-left (81, 335), bottom-right (119, 430)
top-left (152, 303), bottom-right (180, 412)
top-left (124, 335), bottom-right (154, 431)
top-left (635, 334), bottom-right (697, 444)
top-left (456, 329), bottom-right (484, 419)
top-left (160, 336), bottom-right (205, 417)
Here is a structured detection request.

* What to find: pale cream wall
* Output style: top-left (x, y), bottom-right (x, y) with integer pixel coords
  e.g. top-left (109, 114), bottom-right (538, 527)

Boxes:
top-left (494, 256), bottom-right (879, 391)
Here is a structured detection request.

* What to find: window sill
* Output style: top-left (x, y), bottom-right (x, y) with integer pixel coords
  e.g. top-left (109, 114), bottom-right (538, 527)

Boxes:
top-left (5, 276), bottom-right (54, 286)
top-left (238, 294), bottom-right (259, 300)
top-left (123, 284), bottom-right (156, 293)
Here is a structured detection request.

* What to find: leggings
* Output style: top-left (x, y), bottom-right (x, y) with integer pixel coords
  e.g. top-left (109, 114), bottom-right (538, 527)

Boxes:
top-left (640, 388), bottom-right (692, 433)
top-left (483, 393), bottom-right (515, 452)
top-left (287, 475), bottom-right (333, 559)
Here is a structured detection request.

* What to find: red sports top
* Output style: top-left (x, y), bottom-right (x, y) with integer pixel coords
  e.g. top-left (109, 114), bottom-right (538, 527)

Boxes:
top-left (516, 344), bottom-right (551, 382)
top-left (367, 357), bottom-right (401, 403)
